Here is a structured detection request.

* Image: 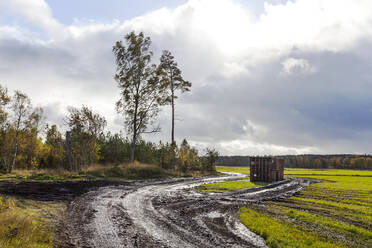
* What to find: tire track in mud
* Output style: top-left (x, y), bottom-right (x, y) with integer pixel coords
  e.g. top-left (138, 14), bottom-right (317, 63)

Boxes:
top-left (60, 174), bottom-right (316, 248)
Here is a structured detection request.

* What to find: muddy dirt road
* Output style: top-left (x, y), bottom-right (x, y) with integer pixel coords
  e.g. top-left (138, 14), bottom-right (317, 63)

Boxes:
top-left (59, 174), bottom-right (315, 248)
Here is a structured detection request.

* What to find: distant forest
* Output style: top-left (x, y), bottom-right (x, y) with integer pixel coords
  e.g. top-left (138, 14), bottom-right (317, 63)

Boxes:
top-left (217, 154), bottom-right (372, 170)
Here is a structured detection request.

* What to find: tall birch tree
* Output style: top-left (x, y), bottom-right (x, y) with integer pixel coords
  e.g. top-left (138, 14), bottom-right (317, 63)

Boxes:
top-left (113, 31), bottom-right (165, 163)
top-left (10, 91), bottom-right (32, 172)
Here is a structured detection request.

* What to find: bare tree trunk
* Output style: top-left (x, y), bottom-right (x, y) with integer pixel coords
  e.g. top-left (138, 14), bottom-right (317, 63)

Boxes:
top-left (65, 131), bottom-right (73, 171)
top-left (130, 100), bottom-right (139, 163)
top-left (171, 86), bottom-right (175, 144)
top-left (10, 133), bottom-right (18, 173)
top-left (130, 133), bottom-right (136, 163)
top-left (170, 85), bottom-right (176, 169)
top-left (10, 114), bottom-right (21, 173)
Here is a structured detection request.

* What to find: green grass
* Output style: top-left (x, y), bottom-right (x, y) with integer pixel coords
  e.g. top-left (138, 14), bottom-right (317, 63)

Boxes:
top-left (288, 175), bottom-right (372, 233)
top-left (200, 166), bottom-right (261, 192)
top-left (0, 169), bottom-right (88, 182)
top-left (218, 166), bottom-right (372, 248)
top-left (291, 197), bottom-right (372, 216)
top-left (0, 196), bottom-right (65, 248)
top-left (240, 207), bottom-right (344, 248)
top-left (198, 179), bottom-right (266, 192)
top-left (216, 166), bottom-right (250, 174)
top-left (296, 174), bottom-right (372, 191)
top-left (271, 205), bottom-right (372, 241)
top-left (285, 168), bottom-right (372, 176)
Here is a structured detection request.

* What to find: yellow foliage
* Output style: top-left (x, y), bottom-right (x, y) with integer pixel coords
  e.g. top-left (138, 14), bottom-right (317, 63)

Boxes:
top-left (31, 157), bottom-right (39, 168)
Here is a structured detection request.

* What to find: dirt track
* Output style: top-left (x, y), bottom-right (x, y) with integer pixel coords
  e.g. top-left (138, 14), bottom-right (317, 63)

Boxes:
top-left (57, 173), bottom-right (316, 248)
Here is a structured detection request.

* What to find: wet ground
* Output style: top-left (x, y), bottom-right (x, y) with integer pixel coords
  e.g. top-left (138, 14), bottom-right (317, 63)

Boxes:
top-left (0, 180), bottom-right (130, 201)
top-left (51, 173), bottom-right (316, 248)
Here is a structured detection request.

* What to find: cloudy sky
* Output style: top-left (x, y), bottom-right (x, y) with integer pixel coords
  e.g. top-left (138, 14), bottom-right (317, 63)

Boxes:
top-left (1, 0), bottom-right (372, 155)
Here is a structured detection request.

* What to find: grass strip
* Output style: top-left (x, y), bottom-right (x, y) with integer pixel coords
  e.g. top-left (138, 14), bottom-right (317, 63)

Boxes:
top-left (198, 179), bottom-right (266, 192)
top-left (292, 197), bottom-right (372, 216)
top-left (273, 205), bottom-right (372, 241)
top-left (240, 207), bottom-right (344, 248)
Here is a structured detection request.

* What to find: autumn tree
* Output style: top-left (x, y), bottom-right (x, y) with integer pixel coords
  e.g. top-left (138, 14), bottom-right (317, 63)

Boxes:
top-left (42, 124), bottom-right (65, 169)
top-left (156, 141), bottom-right (177, 170)
top-left (0, 84), bottom-right (11, 171)
top-left (9, 91), bottom-right (33, 172)
top-left (158, 50), bottom-right (191, 144)
top-left (113, 31), bottom-right (166, 163)
top-left (178, 139), bottom-right (200, 172)
top-left (0, 84), bottom-right (10, 128)
top-left (66, 106), bottom-right (106, 171)
top-left (21, 107), bottom-right (44, 169)
top-left (201, 148), bottom-right (219, 172)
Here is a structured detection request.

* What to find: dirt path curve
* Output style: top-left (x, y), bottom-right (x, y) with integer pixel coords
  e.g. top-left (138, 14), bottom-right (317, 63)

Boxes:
top-left (59, 174), bottom-right (315, 248)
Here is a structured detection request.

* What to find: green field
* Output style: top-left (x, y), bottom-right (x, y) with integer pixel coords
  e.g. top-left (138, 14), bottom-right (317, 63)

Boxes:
top-left (285, 168), bottom-right (372, 176)
top-left (214, 166), bottom-right (372, 248)
top-left (216, 166), bottom-right (372, 176)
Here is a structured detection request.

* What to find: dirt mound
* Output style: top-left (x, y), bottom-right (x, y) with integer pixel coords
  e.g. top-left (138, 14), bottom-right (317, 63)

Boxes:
top-left (0, 180), bottom-right (132, 201)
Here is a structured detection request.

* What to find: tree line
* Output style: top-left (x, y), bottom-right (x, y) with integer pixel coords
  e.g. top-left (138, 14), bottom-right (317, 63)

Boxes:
top-left (217, 154), bottom-right (372, 170)
top-left (0, 86), bottom-right (218, 173)
top-left (0, 31), bottom-right (218, 174)
top-left (280, 154), bottom-right (372, 170)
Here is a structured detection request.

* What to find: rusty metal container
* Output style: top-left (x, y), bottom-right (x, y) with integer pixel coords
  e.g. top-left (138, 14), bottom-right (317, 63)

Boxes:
top-left (250, 157), bottom-right (284, 182)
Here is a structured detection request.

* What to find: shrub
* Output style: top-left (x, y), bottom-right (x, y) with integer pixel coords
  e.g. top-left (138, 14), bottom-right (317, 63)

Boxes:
top-left (201, 148), bottom-right (219, 172)
top-left (122, 163), bottom-right (166, 179)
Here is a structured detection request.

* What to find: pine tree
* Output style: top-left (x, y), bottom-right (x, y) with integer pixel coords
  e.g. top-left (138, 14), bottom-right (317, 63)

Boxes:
top-left (158, 50), bottom-right (191, 144)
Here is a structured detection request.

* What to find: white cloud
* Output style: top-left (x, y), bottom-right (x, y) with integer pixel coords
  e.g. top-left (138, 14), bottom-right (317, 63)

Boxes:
top-left (258, 0), bottom-right (372, 53)
top-left (217, 139), bottom-right (317, 155)
top-left (189, 139), bottom-right (317, 156)
top-left (281, 58), bottom-right (317, 75)
top-left (0, 0), bottom-right (62, 32)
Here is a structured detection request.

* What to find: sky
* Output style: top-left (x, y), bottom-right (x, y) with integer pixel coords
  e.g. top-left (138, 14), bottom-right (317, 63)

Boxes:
top-left (1, 0), bottom-right (372, 156)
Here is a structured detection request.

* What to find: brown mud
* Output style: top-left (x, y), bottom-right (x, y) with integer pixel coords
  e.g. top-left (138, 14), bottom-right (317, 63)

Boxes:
top-left (0, 174), bottom-right (317, 247)
top-left (53, 174), bottom-right (316, 248)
